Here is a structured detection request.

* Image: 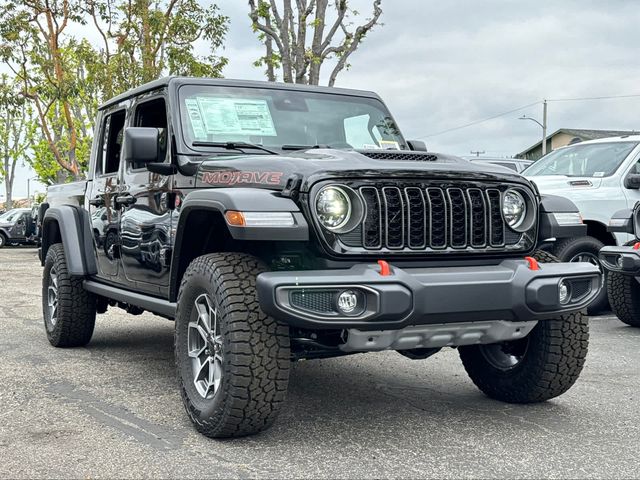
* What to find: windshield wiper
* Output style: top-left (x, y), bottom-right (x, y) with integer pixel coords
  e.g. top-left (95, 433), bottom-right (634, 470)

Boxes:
top-left (281, 144), bottom-right (330, 150)
top-left (191, 141), bottom-right (278, 155)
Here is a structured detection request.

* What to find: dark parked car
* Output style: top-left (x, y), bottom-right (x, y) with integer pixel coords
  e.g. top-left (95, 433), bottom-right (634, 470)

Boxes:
top-left (41, 77), bottom-right (600, 438)
top-left (0, 208), bottom-right (38, 248)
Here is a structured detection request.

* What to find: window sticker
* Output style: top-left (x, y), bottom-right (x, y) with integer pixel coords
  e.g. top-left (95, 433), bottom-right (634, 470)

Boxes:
top-left (186, 97), bottom-right (277, 138)
top-left (593, 171), bottom-right (605, 177)
top-left (184, 98), bottom-right (207, 139)
top-left (379, 140), bottom-right (400, 150)
top-left (363, 143), bottom-right (381, 150)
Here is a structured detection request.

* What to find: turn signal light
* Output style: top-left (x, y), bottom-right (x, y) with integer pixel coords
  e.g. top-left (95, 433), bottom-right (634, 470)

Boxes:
top-left (225, 211), bottom-right (246, 226)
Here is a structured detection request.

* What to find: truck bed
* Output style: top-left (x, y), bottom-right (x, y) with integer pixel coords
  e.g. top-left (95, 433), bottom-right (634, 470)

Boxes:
top-left (46, 181), bottom-right (88, 208)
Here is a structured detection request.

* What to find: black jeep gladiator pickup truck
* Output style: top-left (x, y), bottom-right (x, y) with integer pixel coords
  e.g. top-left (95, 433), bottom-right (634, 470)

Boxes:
top-left (41, 77), bottom-right (601, 438)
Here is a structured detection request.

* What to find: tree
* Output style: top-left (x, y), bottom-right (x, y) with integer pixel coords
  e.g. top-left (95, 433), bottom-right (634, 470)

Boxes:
top-left (84, 0), bottom-right (229, 97)
top-left (249, 0), bottom-right (383, 86)
top-left (0, 75), bottom-right (33, 209)
top-left (0, 0), bottom-right (228, 184)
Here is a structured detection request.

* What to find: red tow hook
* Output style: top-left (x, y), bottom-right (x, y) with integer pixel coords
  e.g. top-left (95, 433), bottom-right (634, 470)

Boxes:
top-left (634, 242), bottom-right (640, 250)
top-left (524, 256), bottom-right (540, 271)
top-left (377, 260), bottom-right (391, 276)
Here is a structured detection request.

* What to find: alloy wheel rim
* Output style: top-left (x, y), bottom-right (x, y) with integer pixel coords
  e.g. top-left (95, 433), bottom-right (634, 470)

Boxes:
top-left (480, 337), bottom-right (529, 370)
top-left (47, 268), bottom-right (59, 327)
top-left (187, 293), bottom-right (224, 399)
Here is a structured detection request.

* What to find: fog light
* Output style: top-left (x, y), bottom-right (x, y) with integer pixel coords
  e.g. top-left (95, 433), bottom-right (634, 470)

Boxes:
top-left (337, 290), bottom-right (360, 314)
top-left (559, 281), bottom-right (571, 305)
top-left (617, 256), bottom-right (625, 268)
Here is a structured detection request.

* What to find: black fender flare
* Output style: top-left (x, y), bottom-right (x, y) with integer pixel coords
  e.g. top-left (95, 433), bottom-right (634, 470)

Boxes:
top-left (538, 194), bottom-right (587, 239)
top-left (169, 188), bottom-right (309, 300)
top-left (0, 228), bottom-right (10, 239)
top-left (41, 206), bottom-right (98, 276)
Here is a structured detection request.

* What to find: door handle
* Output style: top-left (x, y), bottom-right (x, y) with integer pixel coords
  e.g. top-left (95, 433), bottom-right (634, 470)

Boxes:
top-left (89, 197), bottom-right (105, 207)
top-left (115, 194), bottom-right (136, 206)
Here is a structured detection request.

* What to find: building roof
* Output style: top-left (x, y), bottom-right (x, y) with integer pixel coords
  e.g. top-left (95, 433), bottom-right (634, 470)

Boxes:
top-left (517, 128), bottom-right (639, 157)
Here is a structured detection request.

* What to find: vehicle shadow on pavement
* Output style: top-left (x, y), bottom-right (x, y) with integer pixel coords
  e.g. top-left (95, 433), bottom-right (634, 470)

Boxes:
top-left (64, 316), bottom-right (577, 443)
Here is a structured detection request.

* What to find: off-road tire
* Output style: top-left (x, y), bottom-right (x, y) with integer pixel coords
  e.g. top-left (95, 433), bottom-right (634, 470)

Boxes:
top-left (174, 252), bottom-right (290, 438)
top-left (459, 250), bottom-right (589, 403)
top-left (42, 243), bottom-right (96, 347)
top-left (0, 232), bottom-right (6, 248)
top-left (607, 272), bottom-right (640, 327)
top-left (553, 236), bottom-right (608, 314)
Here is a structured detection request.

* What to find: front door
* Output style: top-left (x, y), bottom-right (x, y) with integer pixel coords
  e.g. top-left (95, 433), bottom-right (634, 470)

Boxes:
top-left (88, 109), bottom-right (126, 278)
top-left (118, 95), bottom-right (173, 295)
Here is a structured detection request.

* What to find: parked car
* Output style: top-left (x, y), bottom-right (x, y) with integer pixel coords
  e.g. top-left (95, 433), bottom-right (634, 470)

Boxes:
top-left (464, 156), bottom-right (533, 173)
top-left (0, 208), bottom-right (38, 248)
top-left (524, 136), bottom-right (640, 312)
top-left (40, 76), bottom-right (600, 438)
top-left (599, 203), bottom-right (640, 326)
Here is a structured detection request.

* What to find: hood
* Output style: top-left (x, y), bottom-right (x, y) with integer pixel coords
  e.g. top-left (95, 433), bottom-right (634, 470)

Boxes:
top-left (193, 149), bottom-right (531, 191)
top-left (526, 175), bottom-right (603, 193)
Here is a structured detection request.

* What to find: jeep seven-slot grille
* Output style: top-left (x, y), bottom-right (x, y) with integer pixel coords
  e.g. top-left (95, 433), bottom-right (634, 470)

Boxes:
top-left (356, 185), bottom-right (512, 251)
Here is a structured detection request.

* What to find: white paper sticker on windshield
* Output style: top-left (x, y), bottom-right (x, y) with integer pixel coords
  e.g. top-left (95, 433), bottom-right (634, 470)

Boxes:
top-left (363, 143), bottom-right (381, 150)
top-left (593, 171), bottom-right (605, 177)
top-left (189, 97), bottom-right (277, 137)
top-left (379, 140), bottom-right (400, 150)
top-left (184, 98), bottom-right (207, 139)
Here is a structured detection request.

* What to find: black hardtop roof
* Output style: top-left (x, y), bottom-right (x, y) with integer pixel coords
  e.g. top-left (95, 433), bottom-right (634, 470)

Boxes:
top-left (99, 76), bottom-right (382, 110)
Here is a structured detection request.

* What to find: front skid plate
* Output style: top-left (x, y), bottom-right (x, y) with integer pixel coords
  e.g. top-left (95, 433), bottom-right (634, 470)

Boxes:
top-left (340, 320), bottom-right (537, 352)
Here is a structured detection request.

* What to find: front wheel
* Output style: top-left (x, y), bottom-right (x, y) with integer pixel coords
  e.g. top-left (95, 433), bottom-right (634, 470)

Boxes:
top-left (0, 233), bottom-right (6, 248)
top-left (174, 252), bottom-right (290, 438)
top-left (459, 250), bottom-right (589, 403)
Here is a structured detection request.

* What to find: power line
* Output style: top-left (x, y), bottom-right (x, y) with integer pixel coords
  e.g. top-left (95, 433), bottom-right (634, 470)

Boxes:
top-left (416, 101), bottom-right (541, 139)
top-left (416, 93), bottom-right (640, 139)
top-left (547, 93), bottom-right (640, 102)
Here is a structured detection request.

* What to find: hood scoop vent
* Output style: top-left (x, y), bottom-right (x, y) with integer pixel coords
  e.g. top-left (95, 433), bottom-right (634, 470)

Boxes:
top-left (358, 151), bottom-right (438, 162)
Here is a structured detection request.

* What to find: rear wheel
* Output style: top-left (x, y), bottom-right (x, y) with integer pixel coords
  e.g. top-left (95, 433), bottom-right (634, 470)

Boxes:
top-left (174, 252), bottom-right (290, 438)
top-left (553, 236), bottom-right (608, 314)
top-left (607, 272), bottom-right (640, 327)
top-left (42, 243), bottom-right (96, 347)
top-left (459, 250), bottom-right (589, 403)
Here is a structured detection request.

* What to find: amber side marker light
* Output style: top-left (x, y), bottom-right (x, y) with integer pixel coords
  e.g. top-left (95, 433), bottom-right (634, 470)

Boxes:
top-left (225, 211), bottom-right (246, 226)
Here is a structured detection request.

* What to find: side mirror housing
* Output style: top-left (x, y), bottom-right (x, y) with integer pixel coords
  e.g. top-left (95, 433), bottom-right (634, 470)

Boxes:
top-left (624, 173), bottom-right (640, 189)
top-left (407, 140), bottom-right (427, 151)
top-left (124, 127), bottom-right (159, 164)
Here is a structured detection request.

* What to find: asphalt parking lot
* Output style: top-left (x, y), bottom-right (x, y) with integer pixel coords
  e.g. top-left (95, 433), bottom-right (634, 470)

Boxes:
top-left (1, 247), bottom-right (640, 479)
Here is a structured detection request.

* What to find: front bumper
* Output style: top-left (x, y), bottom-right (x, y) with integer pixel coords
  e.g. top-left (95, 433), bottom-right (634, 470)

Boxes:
top-left (256, 259), bottom-right (601, 330)
top-left (600, 245), bottom-right (640, 275)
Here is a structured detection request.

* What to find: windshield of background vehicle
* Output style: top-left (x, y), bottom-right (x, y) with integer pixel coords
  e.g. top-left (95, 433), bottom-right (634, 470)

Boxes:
top-left (524, 142), bottom-right (639, 177)
top-left (178, 85), bottom-right (407, 152)
top-left (0, 210), bottom-right (26, 222)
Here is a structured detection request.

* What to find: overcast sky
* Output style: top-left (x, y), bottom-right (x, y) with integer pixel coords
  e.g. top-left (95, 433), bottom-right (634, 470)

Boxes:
top-left (5, 0), bottom-right (640, 198)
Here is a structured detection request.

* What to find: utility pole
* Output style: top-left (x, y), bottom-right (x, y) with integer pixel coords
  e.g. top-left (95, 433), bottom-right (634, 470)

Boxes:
top-left (519, 100), bottom-right (548, 158)
top-left (470, 150), bottom-right (485, 157)
top-left (541, 100), bottom-right (548, 156)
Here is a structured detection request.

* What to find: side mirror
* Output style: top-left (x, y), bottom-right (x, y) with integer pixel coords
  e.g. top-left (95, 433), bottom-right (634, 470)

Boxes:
top-left (407, 140), bottom-right (427, 151)
top-left (124, 127), bottom-right (159, 164)
top-left (624, 173), bottom-right (640, 189)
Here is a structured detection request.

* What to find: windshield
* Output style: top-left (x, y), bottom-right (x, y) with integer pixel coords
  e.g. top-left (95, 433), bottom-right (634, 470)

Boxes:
top-left (0, 210), bottom-right (26, 222)
top-left (524, 142), bottom-right (639, 177)
top-left (178, 85), bottom-right (407, 152)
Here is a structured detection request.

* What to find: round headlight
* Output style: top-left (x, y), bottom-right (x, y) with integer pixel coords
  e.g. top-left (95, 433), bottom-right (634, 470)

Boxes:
top-left (316, 186), bottom-right (351, 230)
top-left (502, 189), bottom-right (527, 230)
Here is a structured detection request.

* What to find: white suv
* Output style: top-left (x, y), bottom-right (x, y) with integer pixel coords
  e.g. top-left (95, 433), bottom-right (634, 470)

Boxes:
top-left (525, 135), bottom-right (640, 312)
